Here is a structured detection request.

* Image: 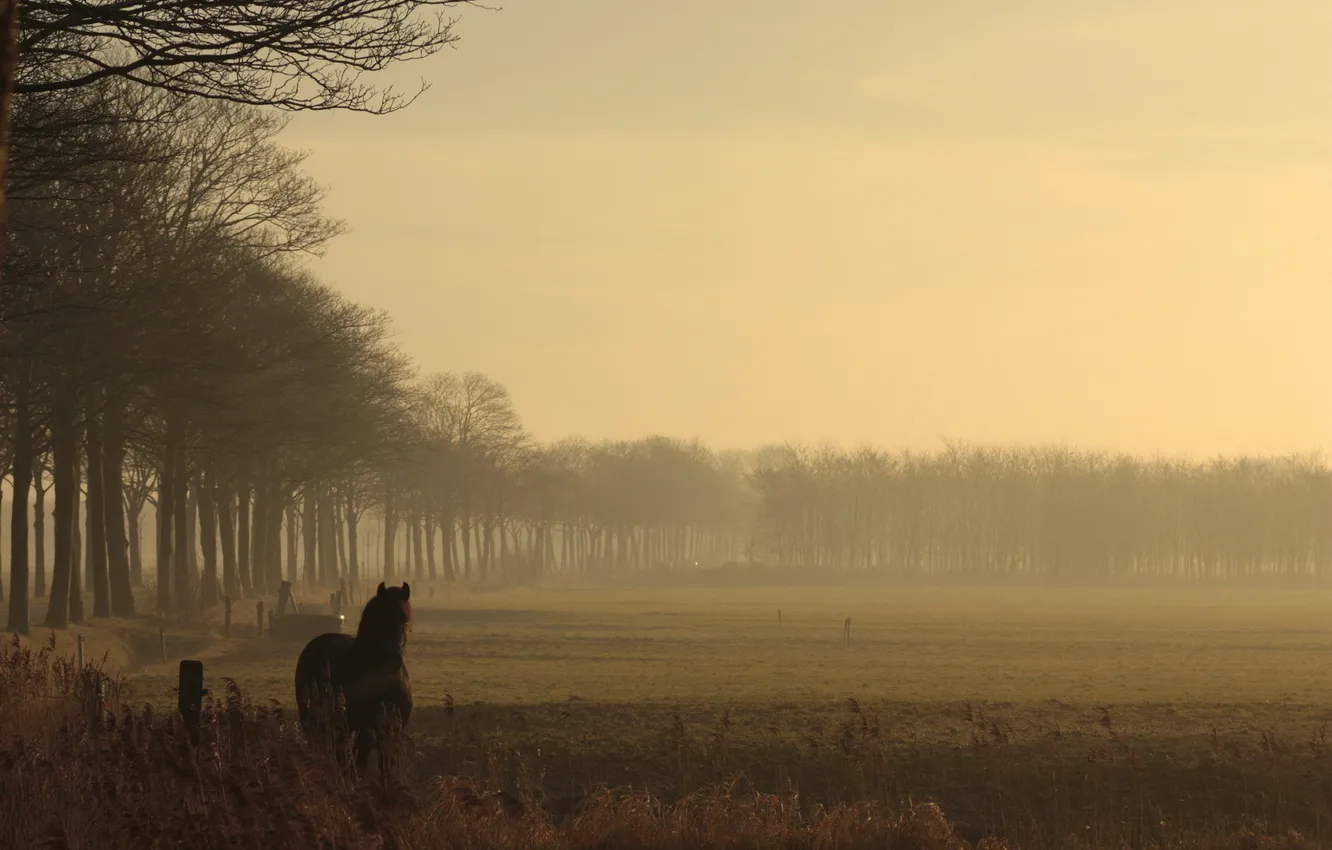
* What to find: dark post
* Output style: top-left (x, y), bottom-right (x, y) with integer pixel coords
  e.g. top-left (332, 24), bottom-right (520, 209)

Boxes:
top-left (277, 580), bottom-right (294, 618)
top-left (843, 617), bottom-right (851, 648)
top-left (223, 596), bottom-right (232, 639)
top-left (93, 678), bottom-right (107, 732)
top-left (159, 626), bottom-right (167, 662)
top-left (178, 660), bottom-right (204, 746)
top-left (76, 633), bottom-right (85, 668)
top-left (256, 600), bottom-right (265, 637)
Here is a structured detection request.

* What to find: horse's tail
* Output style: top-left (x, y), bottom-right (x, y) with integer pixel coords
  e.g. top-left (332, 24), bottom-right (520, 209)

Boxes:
top-left (294, 632), bottom-right (355, 742)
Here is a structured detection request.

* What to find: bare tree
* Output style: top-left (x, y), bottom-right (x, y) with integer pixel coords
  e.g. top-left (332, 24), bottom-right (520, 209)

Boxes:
top-left (19, 0), bottom-right (475, 113)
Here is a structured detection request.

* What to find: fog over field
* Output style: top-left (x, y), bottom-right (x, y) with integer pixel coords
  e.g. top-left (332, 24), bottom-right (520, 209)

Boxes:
top-left (1, 2), bottom-right (1328, 848)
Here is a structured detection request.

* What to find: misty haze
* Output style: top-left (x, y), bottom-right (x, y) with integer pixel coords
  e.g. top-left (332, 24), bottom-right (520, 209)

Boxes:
top-left (1, 2), bottom-right (1330, 849)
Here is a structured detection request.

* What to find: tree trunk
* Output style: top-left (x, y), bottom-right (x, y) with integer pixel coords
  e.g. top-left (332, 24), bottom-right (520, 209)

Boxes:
top-left (236, 483), bottom-right (251, 597)
top-left (461, 512), bottom-right (473, 581)
top-left (249, 482), bottom-right (268, 597)
top-left (5, 369), bottom-right (32, 634)
top-left (266, 488), bottom-right (283, 591)
top-left (425, 514), bottom-right (437, 581)
top-left (156, 434), bottom-right (176, 614)
top-left (285, 502), bottom-right (299, 583)
top-left (186, 481), bottom-right (199, 575)
top-left (198, 468), bottom-right (220, 608)
top-left (302, 485), bottom-right (317, 586)
top-left (33, 455), bottom-right (46, 598)
top-left (217, 478), bottom-right (239, 601)
top-left (333, 486), bottom-right (348, 578)
top-left (373, 519), bottom-right (380, 579)
top-left (479, 516), bottom-right (492, 583)
top-left (71, 455), bottom-right (84, 624)
top-left (127, 494), bottom-right (144, 586)
top-left (346, 497), bottom-right (360, 585)
top-left (102, 395), bottom-right (135, 617)
top-left (382, 493), bottom-right (397, 580)
top-left (172, 445), bottom-right (191, 617)
top-left (442, 508), bottom-right (457, 581)
top-left (85, 393), bottom-right (111, 619)
top-left (44, 385), bottom-right (78, 629)
top-left (0, 478), bottom-right (5, 601)
top-left (411, 510), bottom-right (424, 583)
top-left (318, 482), bottom-right (338, 587)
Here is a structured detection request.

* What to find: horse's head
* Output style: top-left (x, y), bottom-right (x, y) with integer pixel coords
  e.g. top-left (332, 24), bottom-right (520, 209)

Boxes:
top-left (356, 581), bottom-right (413, 651)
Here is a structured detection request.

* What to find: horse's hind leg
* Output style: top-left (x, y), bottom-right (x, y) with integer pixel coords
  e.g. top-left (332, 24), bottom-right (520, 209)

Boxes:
top-left (354, 728), bottom-right (401, 788)
top-left (377, 733), bottom-right (394, 786)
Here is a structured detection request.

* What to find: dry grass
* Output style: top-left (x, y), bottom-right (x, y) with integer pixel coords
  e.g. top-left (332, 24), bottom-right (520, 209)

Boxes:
top-left (7, 594), bottom-right (1332, 849)
top-left (0, 634), bottom-right (999, 849)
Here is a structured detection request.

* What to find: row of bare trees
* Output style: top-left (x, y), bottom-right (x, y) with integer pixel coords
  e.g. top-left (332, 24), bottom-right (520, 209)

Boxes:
top-left (379, 389), bottom-right (754, 584)
top-left (8, 348), bottom-right (1332, 620)
top-left (747, 444), bottom-right (1332, 582)
top-left (375, 435), bottom-right (1332, 587)
top-left (0, 75), bottom-right (418, 633)
top-left (0, 0), bottom-right (486, 633)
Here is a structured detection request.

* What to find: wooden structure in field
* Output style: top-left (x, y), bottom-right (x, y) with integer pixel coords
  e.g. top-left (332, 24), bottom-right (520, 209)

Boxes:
top-left (267, 580), bottom-right (345, 641)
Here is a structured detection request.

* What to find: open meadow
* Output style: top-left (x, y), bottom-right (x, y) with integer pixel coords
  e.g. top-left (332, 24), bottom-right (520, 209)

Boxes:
top-left (101, 583), bottom-right (1332, 844)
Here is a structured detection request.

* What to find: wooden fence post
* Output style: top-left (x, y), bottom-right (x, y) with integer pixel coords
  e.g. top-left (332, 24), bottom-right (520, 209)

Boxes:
top-left (223, 596), bottom-right (232, 639)
top-left (76, 633), bottom-right (85, 668)
top-left (843, 617), bottom-right (852, 648)
top-left (178, 660), bottom-right (204, 746)
top-left (277, 581), bottom-right (294, 618)
top-left (159, 626), bottom-right (167, 663)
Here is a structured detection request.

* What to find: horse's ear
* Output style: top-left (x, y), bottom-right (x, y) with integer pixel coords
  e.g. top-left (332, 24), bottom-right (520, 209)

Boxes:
top-left (377, 582), bottom-right (386, 596)
top-left (401, 582), bottom-right (410, 600)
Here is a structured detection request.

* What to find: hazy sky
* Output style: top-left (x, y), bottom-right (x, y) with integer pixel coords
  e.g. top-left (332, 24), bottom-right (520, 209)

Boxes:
top-left (284, 0), bottom-right (1332, 457)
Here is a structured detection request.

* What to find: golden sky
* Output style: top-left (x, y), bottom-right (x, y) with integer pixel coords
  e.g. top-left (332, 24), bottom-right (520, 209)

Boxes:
top-left (285, 0), bottom-right (1332, 457)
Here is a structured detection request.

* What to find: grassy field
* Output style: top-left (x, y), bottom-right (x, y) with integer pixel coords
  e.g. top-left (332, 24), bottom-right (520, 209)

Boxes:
top-left (106, 584), bottom-right (1332, 843)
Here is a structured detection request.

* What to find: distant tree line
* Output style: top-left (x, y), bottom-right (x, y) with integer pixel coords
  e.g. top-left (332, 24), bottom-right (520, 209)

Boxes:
top-left (746, 444), bottom-right (1332, 582)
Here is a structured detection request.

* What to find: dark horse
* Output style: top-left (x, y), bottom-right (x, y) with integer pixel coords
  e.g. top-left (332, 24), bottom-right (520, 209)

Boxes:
top-left (295, 581), bottom-right (414, 779)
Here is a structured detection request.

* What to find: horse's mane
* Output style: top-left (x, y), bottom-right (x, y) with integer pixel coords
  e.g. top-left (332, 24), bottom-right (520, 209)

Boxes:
top-left (355, 582), bottom-right (412, 649)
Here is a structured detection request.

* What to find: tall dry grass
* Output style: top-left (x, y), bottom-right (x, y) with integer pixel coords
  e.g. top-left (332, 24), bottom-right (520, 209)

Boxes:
top-left (1, 634), bottom-right (1327, 849)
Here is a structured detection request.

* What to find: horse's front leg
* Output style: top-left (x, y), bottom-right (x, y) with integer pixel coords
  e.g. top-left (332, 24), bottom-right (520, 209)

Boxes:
top-left (352, 726), bottom-right (377, 780)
